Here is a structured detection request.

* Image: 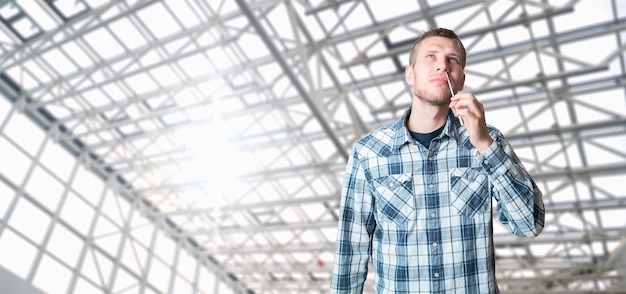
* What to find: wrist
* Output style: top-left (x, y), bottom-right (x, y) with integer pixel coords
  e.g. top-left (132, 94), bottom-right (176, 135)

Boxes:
top-left (475, 137), bottom-right (493, 154)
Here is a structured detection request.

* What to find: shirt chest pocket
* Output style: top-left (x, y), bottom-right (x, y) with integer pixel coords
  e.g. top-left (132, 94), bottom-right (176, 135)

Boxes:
top-left (450, 168), bottom-right (491, 219)
top-left (372, 173), bottom-right (415, 225)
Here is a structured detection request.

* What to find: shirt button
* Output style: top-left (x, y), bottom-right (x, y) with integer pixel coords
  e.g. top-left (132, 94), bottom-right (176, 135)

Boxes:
top-left (428, 157), bottom-right (433, 161)
top-left (428, 184), bottom-right (434, 189)
top-left (483, 160), bottom-right (489, 164)
top-left (490, 167), bottom-right (495, 172)
top-left (389, 183), bottom-right (393, 188)
top-left (434, 272), bottom-right (440, 278)
top-left (432, 242), bottom-right (438, 247)
top-left (430, 212), bottom-right (436, 218)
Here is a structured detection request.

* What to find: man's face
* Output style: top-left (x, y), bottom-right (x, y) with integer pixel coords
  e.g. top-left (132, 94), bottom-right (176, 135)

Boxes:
top-left (405, 36), bottom-right (465, 106)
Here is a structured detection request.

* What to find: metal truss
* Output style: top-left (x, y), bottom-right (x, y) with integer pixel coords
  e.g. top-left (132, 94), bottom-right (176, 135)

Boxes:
top-left (0, 0), bottom-right (625, 293)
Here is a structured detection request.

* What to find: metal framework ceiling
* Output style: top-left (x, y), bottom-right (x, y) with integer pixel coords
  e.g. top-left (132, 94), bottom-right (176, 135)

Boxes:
top-left (0, 0), bottom-right (625, 293)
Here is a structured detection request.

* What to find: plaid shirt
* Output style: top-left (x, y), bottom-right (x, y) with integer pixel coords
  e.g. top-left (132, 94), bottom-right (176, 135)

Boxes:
top-left (330, 109), bottom-right (545, 293)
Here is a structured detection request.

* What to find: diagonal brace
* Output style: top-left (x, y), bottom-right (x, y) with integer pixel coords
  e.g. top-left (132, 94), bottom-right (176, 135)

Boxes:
top-left (234, 0), bottom-right (349, 161)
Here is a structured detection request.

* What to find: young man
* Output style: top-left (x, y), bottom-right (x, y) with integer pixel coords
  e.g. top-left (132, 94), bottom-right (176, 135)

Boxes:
top-left (330, 28), bottom-right (545, 293)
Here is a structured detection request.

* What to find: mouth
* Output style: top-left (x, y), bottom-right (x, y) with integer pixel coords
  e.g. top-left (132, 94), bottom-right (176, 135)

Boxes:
top-left (430, 77), bottom-right (448, 83)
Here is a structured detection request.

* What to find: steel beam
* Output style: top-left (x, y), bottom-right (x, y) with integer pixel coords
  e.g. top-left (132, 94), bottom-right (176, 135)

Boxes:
top-left (234, 0), bottom-right (349, 161)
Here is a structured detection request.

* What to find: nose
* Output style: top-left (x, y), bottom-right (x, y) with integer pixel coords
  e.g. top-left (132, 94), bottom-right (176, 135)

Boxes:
top-left (436, 61), bottom-right (447, 72)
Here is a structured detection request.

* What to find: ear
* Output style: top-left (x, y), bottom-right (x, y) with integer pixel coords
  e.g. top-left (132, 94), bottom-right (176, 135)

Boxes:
top-left (405, 65), bottom-right (414, 85)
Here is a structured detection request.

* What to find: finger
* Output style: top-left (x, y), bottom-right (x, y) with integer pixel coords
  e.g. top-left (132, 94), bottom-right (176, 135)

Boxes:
top-left (456, 107), bottom-right (471, 118)
top-left (453, 102), bottom-right (469, 111)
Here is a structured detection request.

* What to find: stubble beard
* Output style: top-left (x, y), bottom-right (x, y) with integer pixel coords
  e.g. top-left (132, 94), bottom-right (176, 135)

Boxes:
top-left (413, 87), bottom-right (451, 107)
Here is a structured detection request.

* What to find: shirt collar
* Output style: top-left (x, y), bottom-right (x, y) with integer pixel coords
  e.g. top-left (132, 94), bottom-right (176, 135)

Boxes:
top-left (392, 107), bottom-right (472, 151)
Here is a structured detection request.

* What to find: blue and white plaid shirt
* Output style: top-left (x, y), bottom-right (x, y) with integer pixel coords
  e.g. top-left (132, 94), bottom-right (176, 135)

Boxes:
top-left (330, 109), bottom-right (545, 293)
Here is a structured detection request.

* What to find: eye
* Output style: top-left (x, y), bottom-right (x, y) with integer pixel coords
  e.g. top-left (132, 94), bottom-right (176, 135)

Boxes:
top-left (448, 57), bottom-right (459, 63)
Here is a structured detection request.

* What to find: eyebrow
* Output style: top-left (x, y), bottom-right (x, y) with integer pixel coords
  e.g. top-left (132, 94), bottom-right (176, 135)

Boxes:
top-left (423, 49), bottom-right (459, 59)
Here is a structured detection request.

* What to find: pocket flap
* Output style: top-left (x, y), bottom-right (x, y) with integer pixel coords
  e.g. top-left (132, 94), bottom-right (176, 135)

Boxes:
top-left (450, 168), bottom-right (490, 219)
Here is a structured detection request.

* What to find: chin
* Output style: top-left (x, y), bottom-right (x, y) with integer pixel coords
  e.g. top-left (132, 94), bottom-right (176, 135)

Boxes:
top-left (424, 97), bottom-right (450, 107)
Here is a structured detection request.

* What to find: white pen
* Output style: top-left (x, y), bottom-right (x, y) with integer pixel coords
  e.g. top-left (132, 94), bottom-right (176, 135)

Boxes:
top-left (445, 70), bottom-right (463, 126)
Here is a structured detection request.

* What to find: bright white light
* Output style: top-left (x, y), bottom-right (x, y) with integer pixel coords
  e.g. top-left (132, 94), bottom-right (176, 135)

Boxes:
top-left (182, 124), bottom-right (246, 181)
top-left (174, 112), bottom-right (252, 209)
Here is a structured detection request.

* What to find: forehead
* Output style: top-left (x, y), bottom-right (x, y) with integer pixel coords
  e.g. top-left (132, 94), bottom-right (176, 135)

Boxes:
top-left (417, 36), bottom-right (462, 55)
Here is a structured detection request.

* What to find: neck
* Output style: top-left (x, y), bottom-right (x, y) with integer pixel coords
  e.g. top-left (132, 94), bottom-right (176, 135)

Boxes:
top-left (407, 101), bottom-right (449, 133)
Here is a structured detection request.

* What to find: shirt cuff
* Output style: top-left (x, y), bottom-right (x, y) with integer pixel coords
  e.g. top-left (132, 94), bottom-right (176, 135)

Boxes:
top-left (475, 139), bottom-right (519, 190)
